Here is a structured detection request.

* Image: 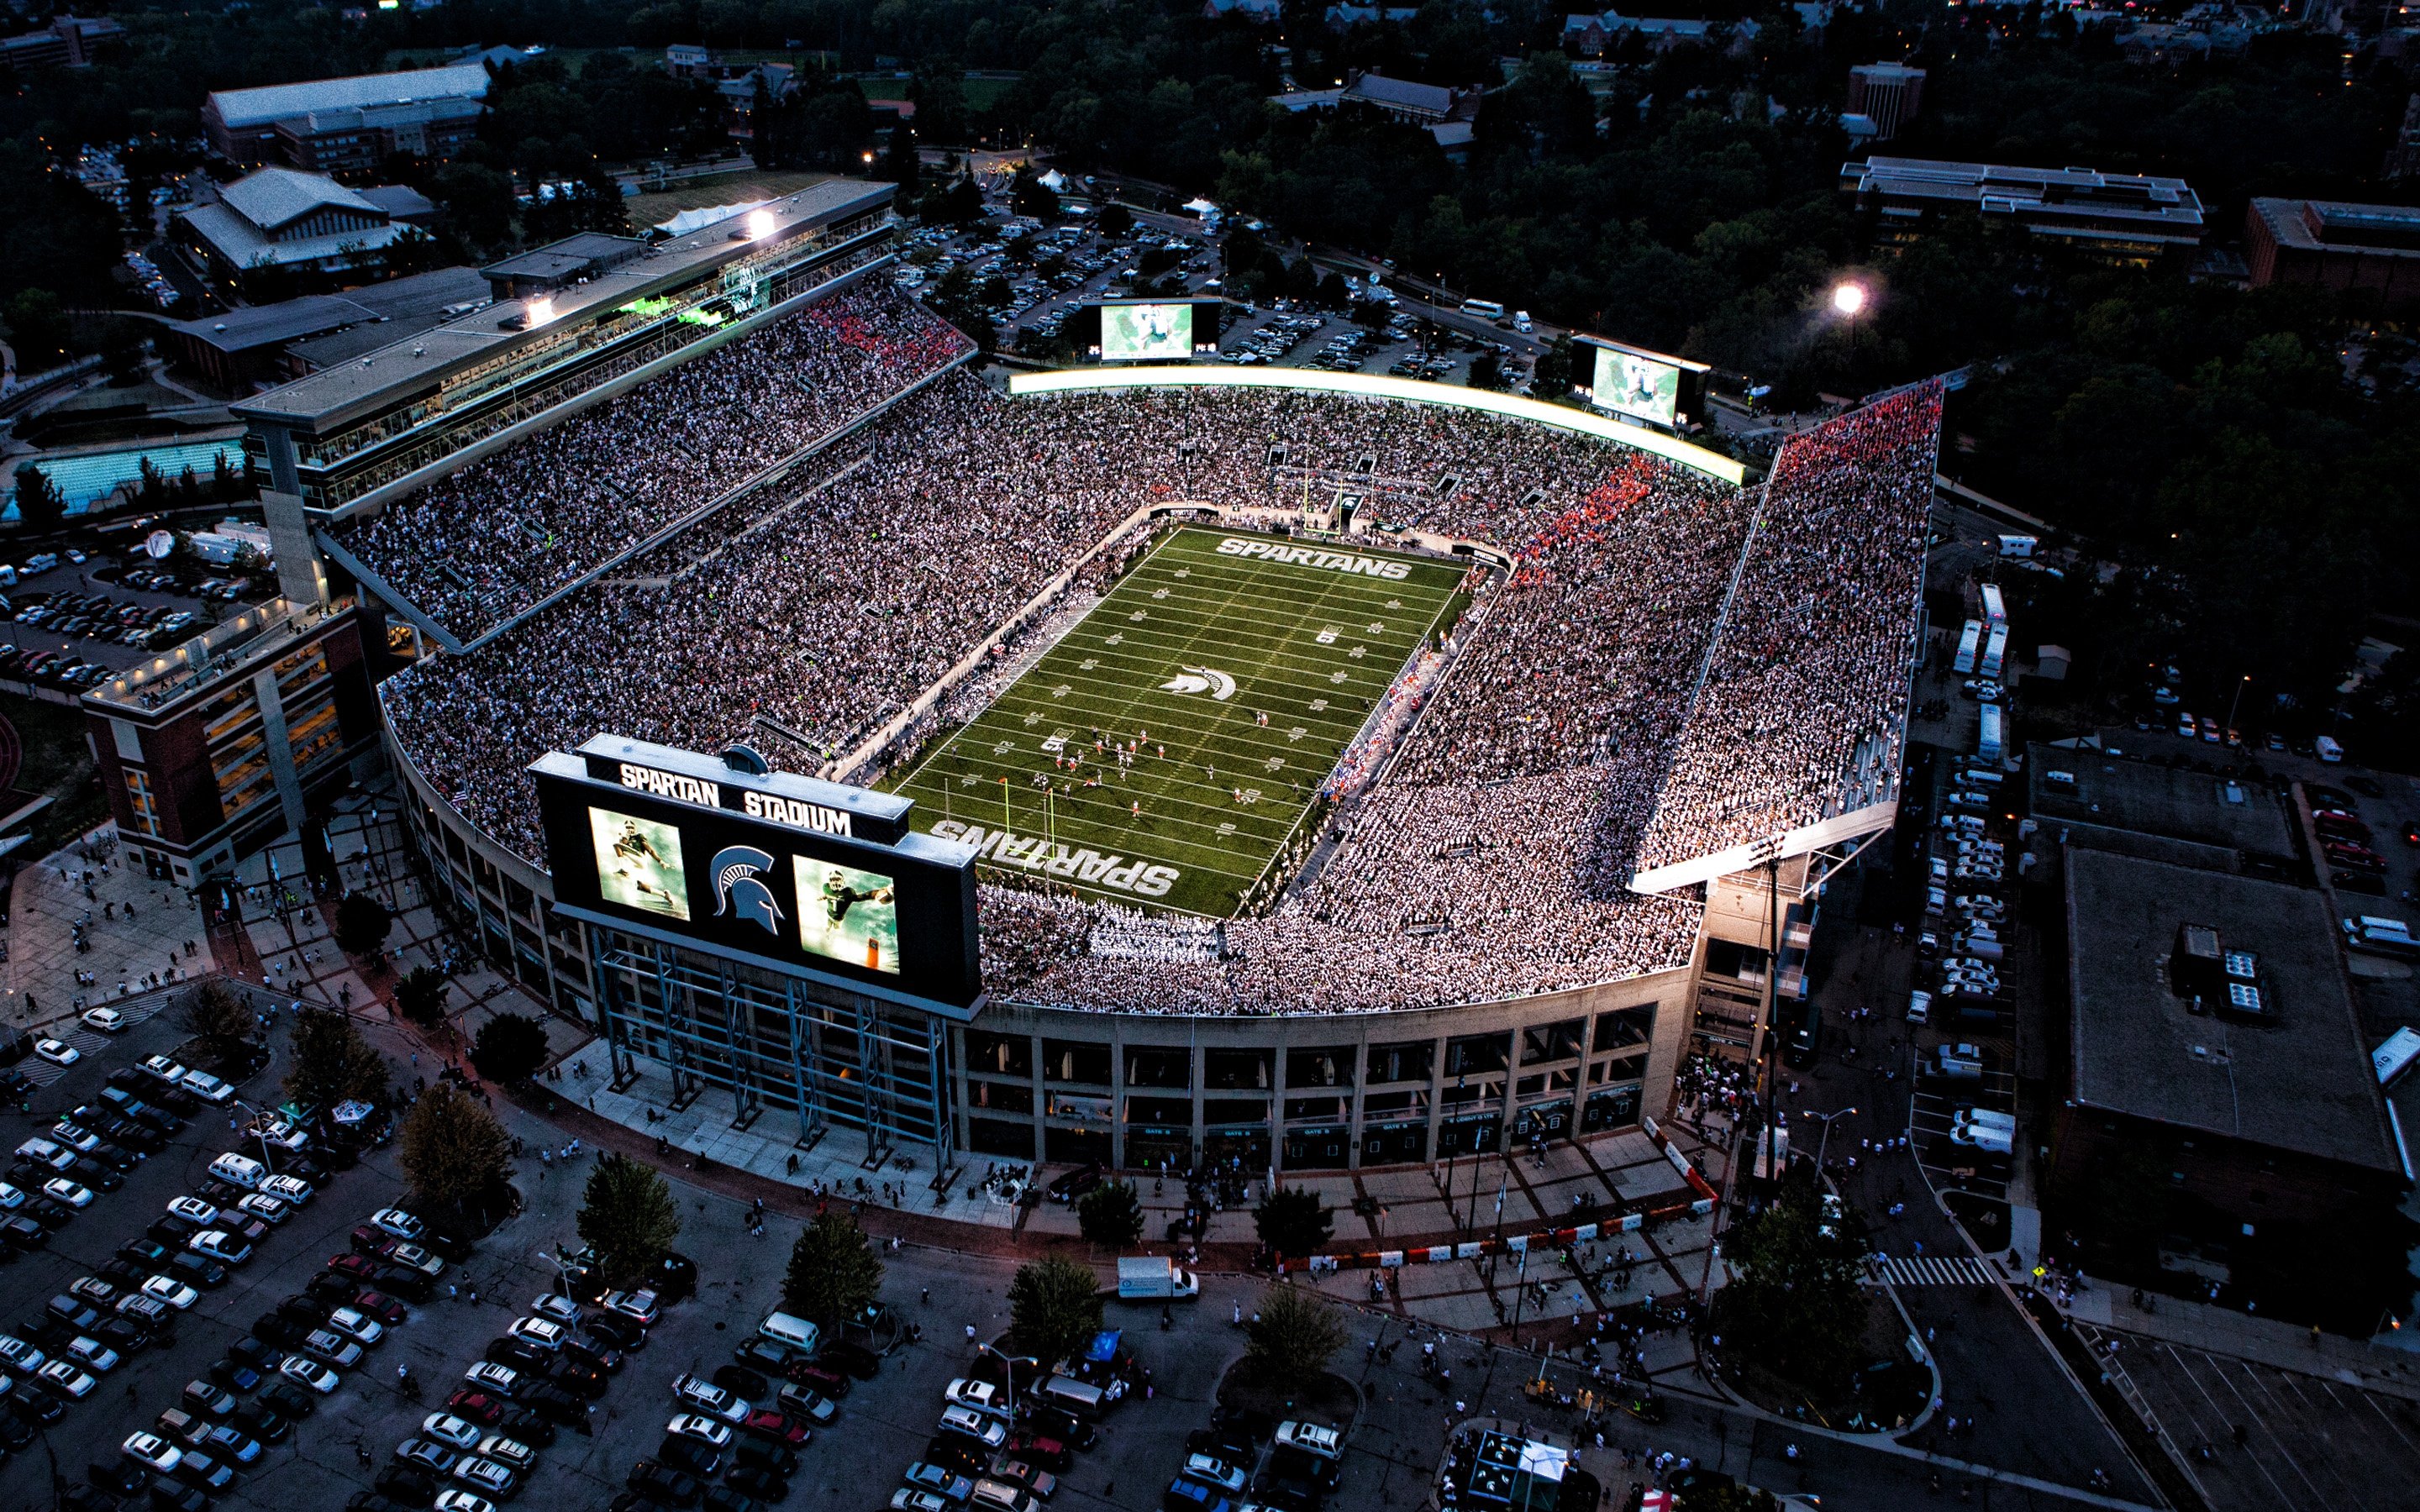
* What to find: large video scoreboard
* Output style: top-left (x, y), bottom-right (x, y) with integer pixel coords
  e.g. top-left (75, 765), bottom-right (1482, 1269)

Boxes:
top-left (531, 736), bottom-right (982, 1012)
top-left (1572, 335), bottom-right (1711, 432)
top-left (1074, 297), bottom-right (1223, 361)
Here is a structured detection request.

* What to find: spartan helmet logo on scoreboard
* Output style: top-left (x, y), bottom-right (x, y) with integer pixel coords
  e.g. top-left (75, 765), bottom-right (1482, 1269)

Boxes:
top-left (710, 845), bottom-right (784, 935)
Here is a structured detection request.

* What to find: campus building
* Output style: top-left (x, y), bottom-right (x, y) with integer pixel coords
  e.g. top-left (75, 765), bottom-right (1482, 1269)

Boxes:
top-left (1841, 156), bottom-right (2207, 263)
top-left (203, 65), bottom-right (490, 170)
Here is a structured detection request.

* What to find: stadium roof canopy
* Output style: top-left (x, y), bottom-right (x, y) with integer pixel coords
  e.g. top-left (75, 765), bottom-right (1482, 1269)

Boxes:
top-left (206, 64), bottom-right (491, 131)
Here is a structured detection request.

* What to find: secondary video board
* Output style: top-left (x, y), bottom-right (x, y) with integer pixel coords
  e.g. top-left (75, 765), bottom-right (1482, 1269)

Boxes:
top-left (1078, 298), bottom-right (1223, 360)
top-left (1575, 336), bottom-right (1709, 431)
top-left (531, 736), bottom-right (981, 1011)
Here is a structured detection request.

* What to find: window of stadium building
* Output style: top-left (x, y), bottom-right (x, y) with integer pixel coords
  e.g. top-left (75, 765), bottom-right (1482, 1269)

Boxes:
top-left (1205, 1130), bottom-right (1270, 1168)
top-left (1363, 1089), bottom-right (1428, 1117)
top-left (1128, 1129), bottom-right (1192, 1170)
top-left (1203, 1099), bottom-right (1268, 1126)
top-left (1284, 1128), bottom-right (1349, 1169)
top-left (1521, 1020), bottom-right (1586, 1065)
top-left (1439, 1116), bottom-right (1502, 1156)
top-left (1442, 1075), bottom-right (1504, 1109)
top-left (1582, 1086), bottom-right (1643, 1131)
top-left (1286, 1046), bottom-right (1355, 1089)
top-left (969, 1081), bottom-right (1034, 1116)
top-left (1043, 1040), bottom-right (1110, 1085)
top-left (966, 1031), bottom-right (1034, 1079)
top-left (1205, 1049), bottom-right (1273, 1091)
top-left (1366, 1041), bottom-right (1434, 1084)
top-left (1704, 940), bottom-right (1770, 984)
top-left (1514, 1103), bottom-right (1571, 1142)
top-left (1591, 1053), bottom-right (1649, 1085)
top-left (1126, 1048), bottom-right (1191, 1089)
top-left (968, 1117), bottom-right (1034, 1159)
top-left (1595, 1005), bottom-right (1656, 1053)
top-left (1284, 1096), bottom-right (1346, 1124)
top-left (1045, 1128), bottom-right (1108, 1165)
top-left (1446, 1033), bottom-right (1511, 1077)
top-left (1126, 1096), bottom-right (1191, 1126)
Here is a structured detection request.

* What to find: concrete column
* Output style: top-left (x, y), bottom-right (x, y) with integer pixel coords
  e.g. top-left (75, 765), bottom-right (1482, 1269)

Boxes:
top-left (259, 489), bottom-right (327, 609)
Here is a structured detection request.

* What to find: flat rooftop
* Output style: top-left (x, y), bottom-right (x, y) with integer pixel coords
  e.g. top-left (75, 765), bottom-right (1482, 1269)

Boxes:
top-left (232, 177), bottom-right (883, 433)
top-left (2027, 743), bottom-right (2294, 856)
top-left (2065, 847), bottom-right (2399, 1173)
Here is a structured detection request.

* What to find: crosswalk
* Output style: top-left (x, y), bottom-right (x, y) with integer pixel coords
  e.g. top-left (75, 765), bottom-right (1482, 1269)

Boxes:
top-left (17, 997), bottom-right (174, 1085)
top-left (1868, 1254), bottom-right (1999, 1286)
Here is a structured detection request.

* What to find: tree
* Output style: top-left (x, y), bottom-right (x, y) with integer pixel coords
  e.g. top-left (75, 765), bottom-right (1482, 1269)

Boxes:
top-left (1715, 1178), bottom-right (1872, 1392)
top-left (176, 979), bottom-right (254, 1062)
top-left (576, 1153), bottom-right (681, 1280)
top-left (1243, 1284), bottom-right (1344, 1381)
top-left (1006, 1256), bottom-right (1102, 1367)
top-left (471, 1011), bottom-right (551, 1084)
top-left (3, 289), bottom-right (67, 366)
top-left (1467, 351), bottom-right (1507, 391)
top-left (1532, 334), bottom-right (1576, 399)
top-left (399, 1079), bottom-right (512, 1209)
top-left (283, 1005), bottom-right (390, 1110)
top-left (12, 464), bottom-right (64, 533)
top-left (1076, 1180), bottom-right (1144, 1249)
top-left (333, 891), bottom-right (393, 956)
top-left (1254, 1185), bottom-right (1334, 1261)
top-left (1096, 202), bottom-right (1134, 238)
top-left (1010, 170), bottom-right (1058, 220)
top-left (394, 967), bottom-right (450, 1030)
top-left (781, 1210), bottom-right (884, 1321)
top-left (877, 124), bottom-right (920, 188)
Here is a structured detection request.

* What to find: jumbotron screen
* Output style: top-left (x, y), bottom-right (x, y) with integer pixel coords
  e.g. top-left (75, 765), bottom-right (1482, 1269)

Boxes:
top-left (1576, 337), bottom-right (1707, 430)
top-left (531, 737), bottom-right (981, 1011)
top-left (1081, 298), bottom-right (1221, 360)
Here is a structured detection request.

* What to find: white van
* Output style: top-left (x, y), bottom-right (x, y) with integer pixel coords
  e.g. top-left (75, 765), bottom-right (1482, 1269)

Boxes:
top-left (1954, 1107), bottom-right (2016, 1132)
top-left (2316, 735), bottom-right (2344, 763)
top-left (208, 1152), bottom-right (266, 1189)
top-left (1949, 1121), bottom-right (2013, 1154)
top-left (21, 554), bottom-right (56, 575)
top-left (759, 1311), bottom-right (819, 1354)
top-left (1512, 311), bottom-right (1533, 333)
top-left (969, 1482), bottom-right (1039, 1512)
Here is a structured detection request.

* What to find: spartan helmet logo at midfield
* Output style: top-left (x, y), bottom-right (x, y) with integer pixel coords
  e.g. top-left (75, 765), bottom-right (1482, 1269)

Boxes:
top-left (709, 846), bottom-right (784, 935)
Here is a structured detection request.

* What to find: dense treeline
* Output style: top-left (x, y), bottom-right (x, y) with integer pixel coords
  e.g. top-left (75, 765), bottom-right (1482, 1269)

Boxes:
top-left (3, 0), bottom-right (2418, 720)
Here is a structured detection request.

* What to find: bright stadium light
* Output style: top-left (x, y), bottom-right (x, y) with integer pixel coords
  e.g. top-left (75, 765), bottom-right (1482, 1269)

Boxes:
top-left (748, 209), bottom-right (777, 241)
top-left (1832, 282), bottom-right (1867, 316)
top-left (526, 296), bottom-right (555, 327)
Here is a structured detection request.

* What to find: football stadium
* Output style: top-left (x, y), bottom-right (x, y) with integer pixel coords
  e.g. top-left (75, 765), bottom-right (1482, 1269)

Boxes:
top-left (222, 191), bottom-right (1939, 1173)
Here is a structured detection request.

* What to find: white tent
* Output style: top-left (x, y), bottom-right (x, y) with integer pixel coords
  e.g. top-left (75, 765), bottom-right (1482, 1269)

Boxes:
top-left (1183, 197), bottom-right (1219, 216)
top-left (1036, 169), bottom-right (1068, 192)
top-left (655, 199), bottom-right (770, 237)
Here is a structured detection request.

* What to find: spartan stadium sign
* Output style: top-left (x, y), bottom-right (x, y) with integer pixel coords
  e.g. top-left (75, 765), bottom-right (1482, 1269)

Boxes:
top-left (929, 821), bottom-right (1181, 898)
top-left (1218, 538), bottom-right (1413, 579)
top-left (615, 761), bottom-right (857, 837)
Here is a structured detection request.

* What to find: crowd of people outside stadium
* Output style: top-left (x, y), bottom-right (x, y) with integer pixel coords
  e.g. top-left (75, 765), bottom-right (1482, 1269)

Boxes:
top-left (341, 283), bottom-right (971, 641)
top-left (384, 367), bottom-right (1940, 1015)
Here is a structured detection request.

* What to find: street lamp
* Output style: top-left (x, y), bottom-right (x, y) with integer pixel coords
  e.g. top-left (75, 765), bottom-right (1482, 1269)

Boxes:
top-left (227, 1097), bottom-right (279, 1174)
top-left (1800, 1105), bottom-right (1859, 1173)
top-left (1830, 281), bottom-right (1866, 316)
top-left (975, 1341), bottom-right (1039, 1405)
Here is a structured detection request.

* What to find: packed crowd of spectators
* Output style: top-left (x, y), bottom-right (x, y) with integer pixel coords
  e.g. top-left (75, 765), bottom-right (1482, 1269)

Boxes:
top-left (341, 283), bottom-right (971, 641)
top-left (1634, 384), bottom-right (1942, 874)
top-left (388, 366), bottom-right (1937, 1015)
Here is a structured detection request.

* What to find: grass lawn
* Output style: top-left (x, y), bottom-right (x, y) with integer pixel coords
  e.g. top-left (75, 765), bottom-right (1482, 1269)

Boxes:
top-left (886, 528), bottom-right (1465, 918)
top-left (623, 170), bottom-right (835, 228)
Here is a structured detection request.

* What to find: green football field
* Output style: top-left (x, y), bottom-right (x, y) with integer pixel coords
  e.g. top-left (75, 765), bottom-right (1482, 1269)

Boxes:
top-left (886, 527), bottom-right (1468, 917)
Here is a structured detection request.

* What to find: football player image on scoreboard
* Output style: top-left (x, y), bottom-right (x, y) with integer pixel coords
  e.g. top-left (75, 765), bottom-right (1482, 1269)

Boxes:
top-left (794, 858), bottom-right (901, 974)
top-left (590, 808), bottom-right (692, 920)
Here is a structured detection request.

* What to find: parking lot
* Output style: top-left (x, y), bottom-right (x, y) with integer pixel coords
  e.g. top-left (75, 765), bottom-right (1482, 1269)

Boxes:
top-left (2089, 1331), bottom-right (2420, 1512)
top-left (896, 213), bottom-right (1524, 390)
top-left (0, 987), bottom-right (1393, 1512)
top-left (0, 550), bottom-right (271, 694)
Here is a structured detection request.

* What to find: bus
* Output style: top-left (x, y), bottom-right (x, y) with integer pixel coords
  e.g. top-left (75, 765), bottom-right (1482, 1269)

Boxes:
top-left (1980, 625), bottom-right (2008, 680)
top-left (1460, 297), bottom-right (1506, 318)
top-left (1953, 619), bottom-right (1982, 675)
top-left (1979, 582), bottom-right (2006, 627)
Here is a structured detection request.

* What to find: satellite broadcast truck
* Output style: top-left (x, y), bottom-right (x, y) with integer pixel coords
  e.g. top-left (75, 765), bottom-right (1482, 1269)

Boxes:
top-left (1117, 1257), bottom-right (1200, 1300)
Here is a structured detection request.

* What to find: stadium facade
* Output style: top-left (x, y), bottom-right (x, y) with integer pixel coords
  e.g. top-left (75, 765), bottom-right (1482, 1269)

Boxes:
top-left (96, 181), bottom-right (1923, 1178)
